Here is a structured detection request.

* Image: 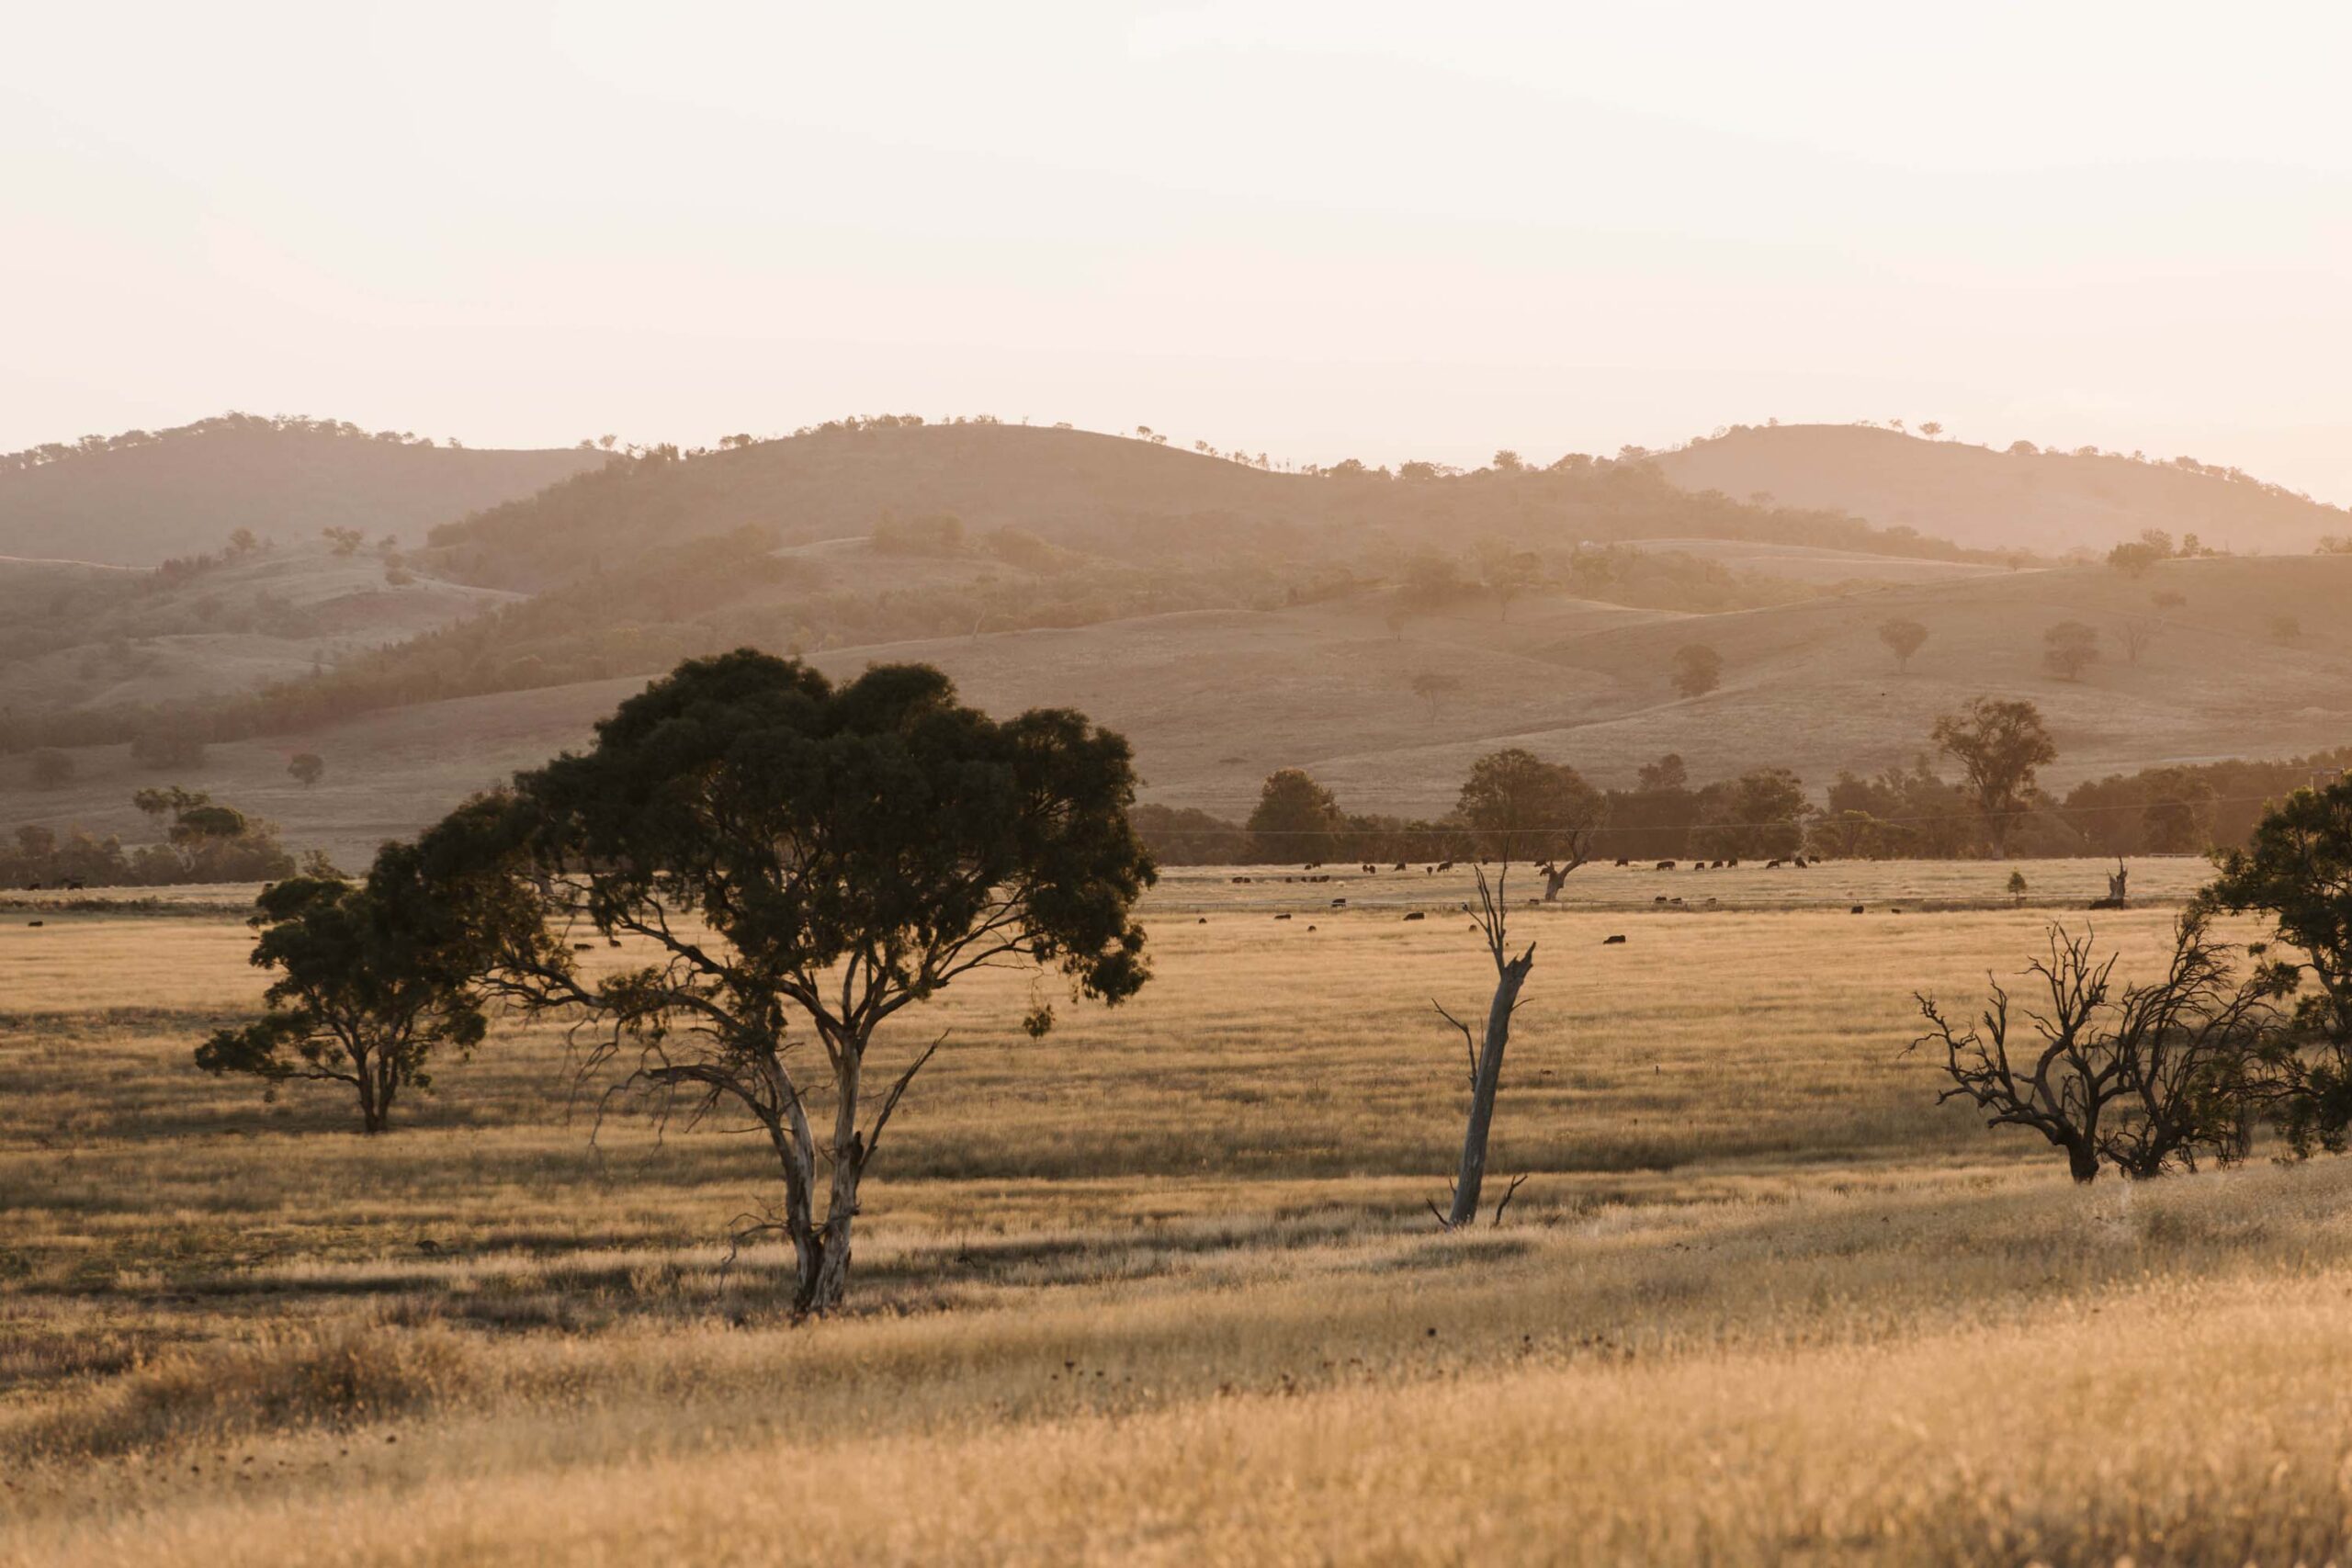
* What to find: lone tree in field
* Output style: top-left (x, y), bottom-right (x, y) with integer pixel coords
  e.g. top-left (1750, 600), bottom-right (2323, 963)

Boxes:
top-left (2118, 619), bottom-right (2156, 664)
top-left (2042, 620), bottom-right (2100, 681)
top-left (2202, 774), bottom-right (2352, 1153)
top-left (196, 840), bottom-right (529, 1133)
top-left (1911, 916), bottom-right (2278, 1181)
top-left (1670, 643), bottom-right (1724, 699)
top-left (1248, 767), bottom-right (1343, 862)
top-left (288, 752), bottom-right (325, 788)
top-left (429, 650), bottom-right (1153, 1315)
top-left (1877, 617), bottom-right (1928, 672)
top-left (1455, 748), bottom-right (1603, 900)
top-left (1410, 671), bottom-right (1464, 723)
top-left (1432, 868), bottom-right (1535, 1228)
top-left (28, 748), bottom-right (74, 790)
top-left (1931, 696), bottom-right (2055, 857)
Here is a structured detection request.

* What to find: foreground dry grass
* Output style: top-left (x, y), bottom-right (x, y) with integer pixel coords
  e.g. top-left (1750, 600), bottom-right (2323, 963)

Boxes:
top-left (4, 864), bottom-right (2344, 1564)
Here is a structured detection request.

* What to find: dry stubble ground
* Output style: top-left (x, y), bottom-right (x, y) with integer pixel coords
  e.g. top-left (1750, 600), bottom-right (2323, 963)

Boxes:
top-left (2, 858), bottom-right (2342, 1565)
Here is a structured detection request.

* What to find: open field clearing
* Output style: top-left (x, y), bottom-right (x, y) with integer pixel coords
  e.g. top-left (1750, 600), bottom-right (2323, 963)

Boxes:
top-left (2, 869), bottom-right (2343, 1564)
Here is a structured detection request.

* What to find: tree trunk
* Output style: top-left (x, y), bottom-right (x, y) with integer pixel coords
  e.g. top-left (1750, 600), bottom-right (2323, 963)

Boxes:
top-left (1540, 864), bottom-right (1573, 902)
top-left (796, 1161), bottom-right (861, 1315)
top-left (2065, 1138), bottom-right (2100, 1183)
top-left (1446, 946), bottom-right (1535, 1227)
top-left (791, 1046), bottom-right (866, 1315)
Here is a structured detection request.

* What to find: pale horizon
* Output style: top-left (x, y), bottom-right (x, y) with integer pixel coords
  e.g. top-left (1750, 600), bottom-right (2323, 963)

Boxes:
top-left (9, 1), bottom-right (2352, 499)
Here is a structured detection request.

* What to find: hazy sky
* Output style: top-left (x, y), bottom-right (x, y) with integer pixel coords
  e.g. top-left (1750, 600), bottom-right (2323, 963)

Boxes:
top-left (9, 2), bottom-right (2352, 496)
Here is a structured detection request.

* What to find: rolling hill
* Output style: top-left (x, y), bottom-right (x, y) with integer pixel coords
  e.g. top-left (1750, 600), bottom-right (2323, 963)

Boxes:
top-left (424, 419), bottom-right (1991, 591)
top-left (0, 414), bottom-right (608, 567)
top-left (1652, 423), bottom-right (2351, 557)
top-left (11, 551), bottom-right (2346, 869)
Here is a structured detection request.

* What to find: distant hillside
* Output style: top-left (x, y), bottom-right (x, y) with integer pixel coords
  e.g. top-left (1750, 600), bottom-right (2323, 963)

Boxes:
top-left (15, 551), bottom-right (2347, 869)
top-left (425, 419), bottom-right (1996, 591)
top-left (0, 414), bottom-right (608, 566)
top-left (1652, 423), bottom-right (2350, 556)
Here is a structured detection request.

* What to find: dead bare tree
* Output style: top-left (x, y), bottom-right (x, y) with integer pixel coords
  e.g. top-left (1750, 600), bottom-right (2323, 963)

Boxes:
top-left (1432, 867), bottom-right (1536, 1227)
top-left (1915, 926), bottom-right (2123, 1182)
top-left (1911, 917), bottom-right (2279, 1182)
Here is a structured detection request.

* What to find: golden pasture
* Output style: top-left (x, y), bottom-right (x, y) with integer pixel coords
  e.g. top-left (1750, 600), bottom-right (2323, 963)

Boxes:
top-left (2, 859), bottom-right (2342, 1565)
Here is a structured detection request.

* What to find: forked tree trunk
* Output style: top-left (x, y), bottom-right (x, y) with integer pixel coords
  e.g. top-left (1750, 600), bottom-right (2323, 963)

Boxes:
top-left (1539, 863), bottom-right (1576, 902)
top-left (1447, 945), bottom-right (1535, 1227)
top-left (790, 1046), bottom-right (868, 1316)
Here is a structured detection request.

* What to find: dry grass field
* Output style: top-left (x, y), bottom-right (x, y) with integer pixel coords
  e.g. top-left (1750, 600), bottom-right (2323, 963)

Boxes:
top-left (4, 862), bottom-right (2348, 1564)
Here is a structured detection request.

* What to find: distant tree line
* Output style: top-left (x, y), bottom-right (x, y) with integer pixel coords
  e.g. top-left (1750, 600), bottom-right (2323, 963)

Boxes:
top-left (2, 787), bottom-right (314, 888)
top-left (1135, 716), bottom-right (2352, 865)
top-left (0, 412), bottom-right (464, 476)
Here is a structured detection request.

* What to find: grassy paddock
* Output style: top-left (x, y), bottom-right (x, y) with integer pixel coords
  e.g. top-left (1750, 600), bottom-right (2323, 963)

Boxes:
top-left (1, 862), bottom-right (2337, 1565)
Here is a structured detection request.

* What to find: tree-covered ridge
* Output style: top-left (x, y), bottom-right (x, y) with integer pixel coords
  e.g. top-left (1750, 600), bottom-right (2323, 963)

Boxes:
top-left (423, 419), bottom-right (2006, 592)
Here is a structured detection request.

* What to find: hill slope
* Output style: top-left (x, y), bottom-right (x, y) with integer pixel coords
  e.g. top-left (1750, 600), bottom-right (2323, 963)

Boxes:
top-left (425, 420), bottom-right (1994, 591)
top-left (0, 414), bottom-right (607, 566)
top-left (1653, 424), bottom-right (2349, 556)
top-left (13, 553), bottom-right (2346, 867)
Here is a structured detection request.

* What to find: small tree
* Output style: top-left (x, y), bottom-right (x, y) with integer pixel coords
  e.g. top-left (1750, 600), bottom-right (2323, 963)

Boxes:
top-left (2202, 775), bottom-right (2352, 1153)
top-left (322, 526), bottom-right (366, 557)
top-left (1670, 643), bottom-right (1724, 698)
top-left (1410, 671), bottom-right (1464, 723)
top-left (1249, 767), bottom-right (1343, 862)
top-left (1911, 917), bottom-right (2275, 1181)
top-left (2107, 540), bottom-right (2165, 577)
top-left (1878, 617), bottom-right (1928, 672)
top-left (2118, 619), bottom-right (2156, 664)
top-left (2043, 621), bottom-right (2100, 681)
top-left (2271, 615), bottom-right (2304, 648)
top-left (28, 749), bottom-right (74, 790)
top-left (196, 841), bottom-right (525, 1133)
top-left (429, 651), bottom-right (1153, 1314)
top-left (288, 752), bottom-right (325, 788)
top-left (2007, 870), bottom-right (2029, 906)
top-left (1454, 749), bottom-right (1603, 900)
top-left (1931, 697), bottom-right (2056, 857)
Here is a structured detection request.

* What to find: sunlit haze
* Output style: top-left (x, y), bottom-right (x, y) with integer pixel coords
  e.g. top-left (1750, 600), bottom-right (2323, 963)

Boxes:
top-left (8, 1), bottom-right (2352, 492)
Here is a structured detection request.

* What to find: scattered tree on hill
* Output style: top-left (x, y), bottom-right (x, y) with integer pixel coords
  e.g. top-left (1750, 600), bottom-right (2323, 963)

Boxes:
top-left (1637, 753), bottom-right (1689, 792)
top-left (424, 651), bottom-right (1154, 1314)
top-left (1249, 768), bottom-right (1344, 861)
top-left (2108, 540), bottom-right (2165, 577)
top-left (1931, 697), bottom-right (2056, 857)
top-left (2152, 589), bottom-right (2188, 609)
top-left (28, 749), bottom-right (74, 790)
top-left (2270, 615), bottom-right (2304, 648)
top-left (1670, 643), bottom-right (1724, 698)
top-left (2201, 775), bottom-right (2352, 1154)
top-left (322, 526), bottom-right (366, 557)
top-left (1432, 869), bottom-right (1535, 1229)
top-left (197, 840), bottom-right (532, 1134)
top-left (1410, 671), bottom-right (1464, 722)
top-left (1911, 917), bottom-right (2277, 1182)
top-left (2042, 621), bottom-right (2101, 681)
top-left (2119, 619), bottom-right (2156, 664)
top-left (1877, 617), bottom-right (1928, 672)
top-left (1918, 422), bottom-right (1944, 438)
top-left (288, 752), bottom-right (325, 787)
top-left (1454, 749), bottom-right (1604, 900)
